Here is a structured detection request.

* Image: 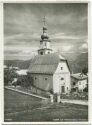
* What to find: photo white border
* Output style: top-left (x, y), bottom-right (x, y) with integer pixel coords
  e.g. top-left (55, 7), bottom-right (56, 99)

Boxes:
top-left (0, 0), bottom-right (92, 124)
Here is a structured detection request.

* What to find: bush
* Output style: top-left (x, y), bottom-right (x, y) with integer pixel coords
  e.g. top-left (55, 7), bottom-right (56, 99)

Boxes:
top-left (49, 89), bottom-right (53, 94)
top-left (4, 68), bottom-right (17, 86)
top-left (83, 84), bottom-right (88, 92)
top-left (17, 75), bottom-right (33, 89)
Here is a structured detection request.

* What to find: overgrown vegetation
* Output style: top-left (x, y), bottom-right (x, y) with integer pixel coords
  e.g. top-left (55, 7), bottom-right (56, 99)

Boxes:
top-left (4, 68), bottom-right (17, 86)
top-left (4, 67), bottom-right (34, 89)
top-left (4, 88), bottom-right (88, 122)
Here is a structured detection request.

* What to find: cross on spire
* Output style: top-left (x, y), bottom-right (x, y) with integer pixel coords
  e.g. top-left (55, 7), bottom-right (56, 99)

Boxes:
top-left (43, 16), bottom-right (46, 26)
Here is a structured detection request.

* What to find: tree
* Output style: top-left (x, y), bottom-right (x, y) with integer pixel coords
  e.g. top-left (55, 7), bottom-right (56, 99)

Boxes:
top-left (17, 75), bottom-right (33, 89)
top-left (12, 81), bottom-right (17, 87)
top-left (4, 68), bottom-right (17, 86)
top-left (82, 66), bottom-right (88, 75)
top-left (83, 84), bottom-right (88, 92)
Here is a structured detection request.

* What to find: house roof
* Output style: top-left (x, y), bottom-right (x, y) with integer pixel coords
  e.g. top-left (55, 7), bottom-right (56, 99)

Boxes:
top-left (28, 53), bottom-right (67, 74)
top-left (71, 73), bottom-right (88, 80)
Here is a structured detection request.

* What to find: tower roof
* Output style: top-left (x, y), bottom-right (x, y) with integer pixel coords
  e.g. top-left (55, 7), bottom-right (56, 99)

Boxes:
top-left (41, 34), bottom-right (49, 40)
top-left (43, 27), bottom-right (47, 30)
top-left (41, 16), bottom-right (49, 41)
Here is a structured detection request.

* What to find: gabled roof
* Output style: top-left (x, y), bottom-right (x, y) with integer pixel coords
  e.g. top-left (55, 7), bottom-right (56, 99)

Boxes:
top-left (71, 73), bottom-right (88, 80)
top-left (28, 53), bottom-right (67, 74)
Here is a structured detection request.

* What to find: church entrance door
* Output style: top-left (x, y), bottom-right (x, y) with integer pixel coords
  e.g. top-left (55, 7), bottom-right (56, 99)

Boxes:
top-left (61, 86), bottom-right (65, 93)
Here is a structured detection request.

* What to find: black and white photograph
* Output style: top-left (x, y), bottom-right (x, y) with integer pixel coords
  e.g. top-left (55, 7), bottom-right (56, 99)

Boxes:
top-left (4, 2), bottom-right (88, 122)
top-left (2, 123), bottom-right (91, 125)
top-left (2, 123), bottom-right (92, 125)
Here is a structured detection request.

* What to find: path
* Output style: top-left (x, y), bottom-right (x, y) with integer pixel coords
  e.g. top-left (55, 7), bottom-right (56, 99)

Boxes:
top-left (5, 86), bottom-right (88, 106)
top-left (5, 86), bottom-right (47, 100)
top-left (61, 99), bottom-right (88, 106)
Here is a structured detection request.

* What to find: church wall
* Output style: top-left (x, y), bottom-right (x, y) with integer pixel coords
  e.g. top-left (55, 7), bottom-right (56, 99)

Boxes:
top-left (53, 73), bottom-right (60, 93)
top-left (53, 62), bottom-right (71, 94)
top-left (28, 73), bottom-right (53, 91)
top-left (53, 73), bottom-right (71, 94)
top-left (55, 61), bottom-right (70, 73)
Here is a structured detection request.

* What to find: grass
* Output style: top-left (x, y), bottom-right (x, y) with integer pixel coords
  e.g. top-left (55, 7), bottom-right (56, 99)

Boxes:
top-left (4, 88), bottom-right (43, 114)
top-left (4, 88), bottom-right (88, 122)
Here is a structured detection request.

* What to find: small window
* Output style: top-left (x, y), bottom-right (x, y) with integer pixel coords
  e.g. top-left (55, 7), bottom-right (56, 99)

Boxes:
top-left (35, 77), bottom-right (37, 80)
top-left (73, 82), bottom-right (76, 85)
top-left (45, 78), bottom-right (47, 80)
top-left (61, 78), bottom-right (64, 80)
top-left (61, 67), bottom-right (63, 70)
top-left (79, 82), bottom-right (81, 85)
top-left (40, 52), bottom-right (43, 55)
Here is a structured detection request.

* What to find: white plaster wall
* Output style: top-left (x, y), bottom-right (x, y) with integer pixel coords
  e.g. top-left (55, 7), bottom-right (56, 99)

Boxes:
top-left (64, 73), bottom-right (71, 93)
top-left (46, 42), bottom-right (50, 49)
top-left (53, 73), bottom-right (60, 93)
top-left (40, 41), bottom-right (51, 49)
top-left (55, 62), bottom-right (69, 73)
top-left (78, 79), bottom-right (87, 91)
top-left (42, 42), bottom-right (46, 49)
top-left (53, 62), bottom-right (71, 94)
top-left (45, 50), bottom-right (52, 54)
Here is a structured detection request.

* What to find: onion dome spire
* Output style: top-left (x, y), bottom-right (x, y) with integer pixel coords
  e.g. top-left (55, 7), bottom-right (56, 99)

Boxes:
top-left (41, 16), bottom-right (49, 40)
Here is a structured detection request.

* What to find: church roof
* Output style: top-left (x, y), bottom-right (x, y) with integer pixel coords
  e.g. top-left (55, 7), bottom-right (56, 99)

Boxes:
top-left (28, 53), bottom-right (67, 74)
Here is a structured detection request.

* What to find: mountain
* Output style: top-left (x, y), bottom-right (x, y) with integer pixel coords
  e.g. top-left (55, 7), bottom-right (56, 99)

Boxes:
top-left (4, 52), bottom-right (88, 73)
top-left (62, 52), bottom-right (88, 73)
top-left (4, 60), bottom-right (31, 69)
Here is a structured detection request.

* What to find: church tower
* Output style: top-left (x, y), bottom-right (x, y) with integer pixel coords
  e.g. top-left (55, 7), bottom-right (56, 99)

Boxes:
top-left (38, 16), bottom-right (52, 55)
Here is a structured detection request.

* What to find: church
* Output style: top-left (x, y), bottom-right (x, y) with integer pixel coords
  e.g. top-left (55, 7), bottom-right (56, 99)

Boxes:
top-left (27, 18), bottom-right (71, 94)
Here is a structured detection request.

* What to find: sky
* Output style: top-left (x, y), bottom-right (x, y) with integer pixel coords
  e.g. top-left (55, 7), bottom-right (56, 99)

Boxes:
top-left (4, 3), bottom-right (88, 60)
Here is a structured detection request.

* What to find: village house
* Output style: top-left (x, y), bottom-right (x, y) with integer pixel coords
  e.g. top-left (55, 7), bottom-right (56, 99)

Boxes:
top-left (71, 73), bottom-right (88, 92)
top-left (16, 69), bottom-right (27, 76)
top-left (27, 18), bottom-right (71, 94)
top-left (4, 65), bottom-right (8, 69)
